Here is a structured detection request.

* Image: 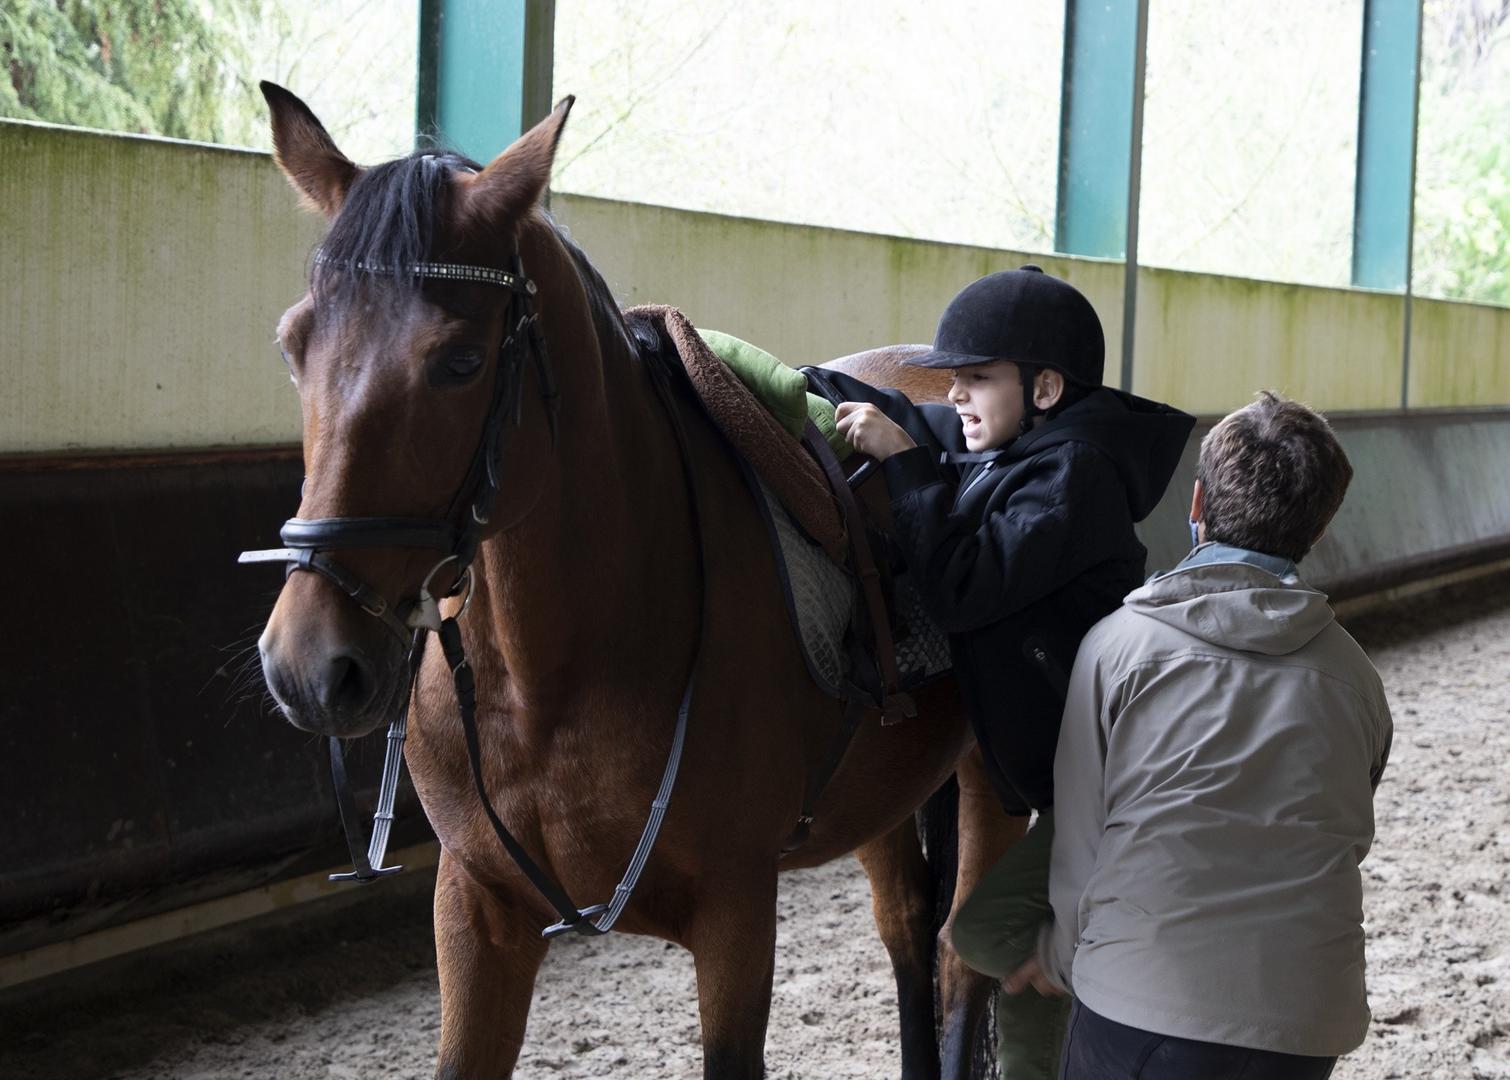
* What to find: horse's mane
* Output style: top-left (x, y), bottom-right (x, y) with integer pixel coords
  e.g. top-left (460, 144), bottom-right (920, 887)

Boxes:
top-left (551, 214), bottom-right (636, 362)
top-left (311, 150), bottom-right (636, 363)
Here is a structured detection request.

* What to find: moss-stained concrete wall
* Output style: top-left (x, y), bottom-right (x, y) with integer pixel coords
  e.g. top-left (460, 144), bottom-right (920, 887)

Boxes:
top-left (4, 123), bottom-right (1508, 457)
top-left (1132, 268), bottom-right (1406, 414)
top-left (558, 194), bottom-right (1510, 417)
top-left (1410, 296), bottom-right (1510, 408)
top-left (1138, 411), bottom-right (1510, 593)
top-left (551, 194), bottom-right (1128, 379)
top-left (1, 120), bottom-right (313, 453)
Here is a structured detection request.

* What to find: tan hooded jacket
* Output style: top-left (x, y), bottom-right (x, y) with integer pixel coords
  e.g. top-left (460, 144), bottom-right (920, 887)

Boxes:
top-left (1040, 548), bottom-right (1392, 1057)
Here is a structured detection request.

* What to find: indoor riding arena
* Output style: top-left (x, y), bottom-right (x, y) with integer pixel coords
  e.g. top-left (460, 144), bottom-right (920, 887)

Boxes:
top-left (3, 2), bottom-right (1508, 1079)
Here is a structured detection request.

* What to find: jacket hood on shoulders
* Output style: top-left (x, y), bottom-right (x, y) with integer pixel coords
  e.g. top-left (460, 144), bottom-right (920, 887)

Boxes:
top-left (1125, 561), bottom-right (1334, 656)
top-left (1009, 388), bottom-right (1194, 521)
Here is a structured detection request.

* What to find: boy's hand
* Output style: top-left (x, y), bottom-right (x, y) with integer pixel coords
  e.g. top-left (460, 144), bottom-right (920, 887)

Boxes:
top-left (835, 402), bottom-right (916, 461)
top-left (1004, 956), bottom-right (1065, 998)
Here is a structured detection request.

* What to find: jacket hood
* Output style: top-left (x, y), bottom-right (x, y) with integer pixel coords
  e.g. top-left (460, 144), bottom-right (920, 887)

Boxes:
top-left (1125, 561), bottom-right (1334, 655)
top-left (1007, 388), bottom-right (1194, 521)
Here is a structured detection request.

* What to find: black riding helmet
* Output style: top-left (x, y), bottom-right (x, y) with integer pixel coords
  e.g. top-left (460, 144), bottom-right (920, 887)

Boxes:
top-left (903, 265), bottom-right (1105, 434)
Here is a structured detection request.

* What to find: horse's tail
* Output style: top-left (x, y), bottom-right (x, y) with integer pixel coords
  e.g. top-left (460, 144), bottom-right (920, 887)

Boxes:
top-left (918, 776), bottom-right (999, 1079)
top-left (919, 774), bottom-right (961, 944)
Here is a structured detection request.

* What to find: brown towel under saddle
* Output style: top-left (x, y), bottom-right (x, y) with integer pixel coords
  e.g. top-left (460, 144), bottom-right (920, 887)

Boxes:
top-left (627, 305), bottom-right (847, 564)
top-left (630, 304), bottom-right (915, 730)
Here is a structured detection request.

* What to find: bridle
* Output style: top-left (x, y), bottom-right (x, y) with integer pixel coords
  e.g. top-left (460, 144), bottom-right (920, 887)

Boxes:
top-left (241, 245), bottom-right (704, 939)
top-left (247, 249), bottom-right (557, 637)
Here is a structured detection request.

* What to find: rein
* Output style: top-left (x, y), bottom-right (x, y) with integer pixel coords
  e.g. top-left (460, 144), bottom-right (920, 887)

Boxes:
top-left (241, 248), bottom-right (705, 938)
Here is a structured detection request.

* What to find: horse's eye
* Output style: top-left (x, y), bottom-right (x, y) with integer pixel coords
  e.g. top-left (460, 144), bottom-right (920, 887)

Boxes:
top-left (445, 349), bottom-right (485, 380)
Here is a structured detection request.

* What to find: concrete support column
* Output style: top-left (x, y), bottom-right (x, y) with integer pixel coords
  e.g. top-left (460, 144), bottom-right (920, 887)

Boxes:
top-left (1055, 0), bottom-right (1149, 389)
top-left (416, 0), bottom-right (556, 162)
top-left (1352, 0), bottom-right (1424, 292)
top-left (1353, 0), bottom-right (1424, 408)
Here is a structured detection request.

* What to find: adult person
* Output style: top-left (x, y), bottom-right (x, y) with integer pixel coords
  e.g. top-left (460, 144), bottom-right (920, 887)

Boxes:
top-left (1008, 392), bottom-right (1393, 1079)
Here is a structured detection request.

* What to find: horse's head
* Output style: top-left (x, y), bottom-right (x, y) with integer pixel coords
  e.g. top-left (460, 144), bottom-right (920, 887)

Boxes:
top-left (255, 82), bottom-right (573, 737)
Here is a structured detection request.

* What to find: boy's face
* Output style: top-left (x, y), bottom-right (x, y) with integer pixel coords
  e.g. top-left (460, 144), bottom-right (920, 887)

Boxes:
top-left (948, 360), bottom-right (1024, 451)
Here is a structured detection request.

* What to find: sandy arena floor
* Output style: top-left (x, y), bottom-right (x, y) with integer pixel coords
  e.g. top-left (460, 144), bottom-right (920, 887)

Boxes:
top-left (1, 575), bottom-right (1507, 1079)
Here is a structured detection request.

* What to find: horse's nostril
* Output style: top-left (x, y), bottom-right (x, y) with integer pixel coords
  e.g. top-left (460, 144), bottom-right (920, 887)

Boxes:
top-left (319, 653), bottom-right (373, 713)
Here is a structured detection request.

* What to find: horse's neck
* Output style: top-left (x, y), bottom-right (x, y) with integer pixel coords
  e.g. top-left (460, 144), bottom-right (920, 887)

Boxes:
top-left (466, 221), bottom-right (698, 707)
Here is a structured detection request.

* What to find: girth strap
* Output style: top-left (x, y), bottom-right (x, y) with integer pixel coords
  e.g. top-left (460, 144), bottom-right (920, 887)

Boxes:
top-left (801, 421), bottom-right (915, 726)
top-left (782, 693), bottom-right (869, 853)
top-left (781, 424), bottom-right (919, 854)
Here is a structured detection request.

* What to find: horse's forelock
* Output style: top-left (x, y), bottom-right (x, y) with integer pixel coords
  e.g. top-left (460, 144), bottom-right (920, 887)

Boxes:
top-left (312, 151), bottom-right (482, 305)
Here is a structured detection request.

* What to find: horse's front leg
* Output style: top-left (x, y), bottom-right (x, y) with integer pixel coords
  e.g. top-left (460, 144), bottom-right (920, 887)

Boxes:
top-left (857, 821), bottom-right (940, 1080)
top-left (432, 848), bottom-right (550, 1080)
top-left (689, 868), bottom-right (778, 1080)
top-left (938, 745), bottom-right (1030, 1080)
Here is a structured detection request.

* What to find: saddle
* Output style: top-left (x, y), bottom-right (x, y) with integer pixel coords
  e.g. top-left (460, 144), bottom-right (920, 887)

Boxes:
top-left (628, 306), bottom-right (847, 561)
top-left (624, 306), bottom-right (949, 728)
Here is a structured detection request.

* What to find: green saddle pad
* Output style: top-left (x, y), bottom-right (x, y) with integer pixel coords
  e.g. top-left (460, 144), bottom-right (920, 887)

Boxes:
top-left (698, 329), bottom-right (852, 461)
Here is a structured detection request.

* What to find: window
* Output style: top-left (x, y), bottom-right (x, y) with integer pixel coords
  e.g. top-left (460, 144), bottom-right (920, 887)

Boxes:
top-left (1137, 0), bottom-right (1364, 287)
top-left (553, 0), bottom-right (1064, 253)
top-left (1, 0), bottom-right (417, 162)
top-left (1412, 0), bottom-right (1510, 308)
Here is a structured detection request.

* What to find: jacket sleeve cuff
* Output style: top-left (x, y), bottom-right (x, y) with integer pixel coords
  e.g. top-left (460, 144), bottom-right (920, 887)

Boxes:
top-left (1036, 919), bottom-right (1072, 994)
top-left (882, 445), bottom-right (942, 497)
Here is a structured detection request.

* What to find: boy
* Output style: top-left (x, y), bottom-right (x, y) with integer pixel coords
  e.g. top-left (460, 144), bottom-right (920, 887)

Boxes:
top-left (810, 265), bottom-right (1194, 1077)
top-left (1009, 392), bottom-right (1393, 1079)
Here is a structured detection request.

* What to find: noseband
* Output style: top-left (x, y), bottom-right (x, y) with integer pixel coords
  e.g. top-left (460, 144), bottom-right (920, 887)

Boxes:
top-left (242, 248), bottom-right (705, 940)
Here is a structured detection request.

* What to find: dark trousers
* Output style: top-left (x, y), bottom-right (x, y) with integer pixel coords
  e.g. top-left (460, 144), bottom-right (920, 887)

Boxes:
top-left (1059, 1000), bottom-right (1337, 1080)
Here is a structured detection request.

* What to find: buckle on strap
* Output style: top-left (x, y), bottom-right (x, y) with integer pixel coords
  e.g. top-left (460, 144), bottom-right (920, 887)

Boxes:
top-left (542, 903), bottom-right (611, 940)
top-left (405, 557), bottom-right (474, 632)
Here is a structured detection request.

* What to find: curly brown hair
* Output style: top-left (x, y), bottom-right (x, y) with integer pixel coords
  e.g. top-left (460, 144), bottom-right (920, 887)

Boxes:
top-left (1196, 392), bottom-right (1353, 562)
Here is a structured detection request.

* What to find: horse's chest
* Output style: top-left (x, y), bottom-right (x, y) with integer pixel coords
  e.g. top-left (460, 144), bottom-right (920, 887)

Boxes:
top-left (404, 699), bottom-right (632, 882)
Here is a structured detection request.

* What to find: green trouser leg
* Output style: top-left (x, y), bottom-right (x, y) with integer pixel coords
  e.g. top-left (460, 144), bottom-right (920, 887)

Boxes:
top-left (996, 982), bottom-right (1071, 1079)
top-left (949, 810), bottom-right (1069, 1079)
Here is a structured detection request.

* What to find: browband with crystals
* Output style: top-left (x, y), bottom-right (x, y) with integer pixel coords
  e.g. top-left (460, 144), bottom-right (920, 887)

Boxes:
top-left (313, 249), bottom-right (535, 294)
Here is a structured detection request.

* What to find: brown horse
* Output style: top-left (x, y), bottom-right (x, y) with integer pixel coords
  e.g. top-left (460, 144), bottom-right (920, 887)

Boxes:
top-left (253, 83), bottom-right (1021, 1079)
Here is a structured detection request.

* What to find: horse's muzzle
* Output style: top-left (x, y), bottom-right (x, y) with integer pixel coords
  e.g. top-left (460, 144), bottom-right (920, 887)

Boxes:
top-left (259, 621), bottom-right (406, 738)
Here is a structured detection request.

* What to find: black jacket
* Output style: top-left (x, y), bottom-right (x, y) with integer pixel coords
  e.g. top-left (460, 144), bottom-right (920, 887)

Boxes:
top-left (806, 369), bottom-right (1194, 813)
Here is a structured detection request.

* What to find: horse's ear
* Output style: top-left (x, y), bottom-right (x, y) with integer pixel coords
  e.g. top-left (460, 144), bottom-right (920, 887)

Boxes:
top-left (462, 96), bottom-right (575, 229)
top-left (260, 81), bottom-right (359, 218)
